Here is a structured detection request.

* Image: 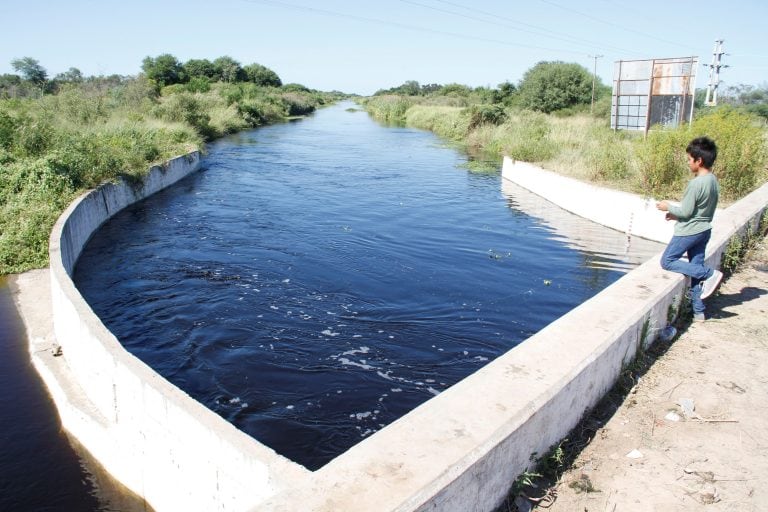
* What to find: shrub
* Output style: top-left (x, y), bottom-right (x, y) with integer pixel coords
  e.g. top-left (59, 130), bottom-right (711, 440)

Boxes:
top-left (515, 61), bottom-right (594, 113)
top-left (501, 111), bottom-right (558, 162)
top-left (586, 129), bottom-right (634, 182)
top-left (282, 83), bottom-right (311, 93)
top-left (465, 104), bottom-right (507, 130)
top-left (465, 123), bottom-right (506, 158)
top-left (48, 85), bottom-right (108, 124)
top-left (217, 83), bottom-right (246, 105)
top-left (0, 157), bottom-right (78, 273)
top-left (237, 96), bottom-right (285, 125)
top-left (186, 77), bottom-right (211, 93)
top-left (691, 107), bottom-right (767, 200)
top-left (153, 93), bottom-right (214, 139)
top-left (161, 84), bottom-right (188, 95)
top-left (363, 95), bottom-right (415, 123)
top-left (207, 104), bottom-right (249, 136)
top-left (107, 77), bottom-right (158, 112)
top-left (0, 109), bottom-right (14, 148)
top-left (405, 106), bottom-right (468, 141)
top-left (635, 128), bottom-right (689, 198)
top-left (281, 92), bottom-right (315, 116)
top-left (1, 198), bottom-right (68, 272)
top-left (14, 113), bottom-right (55, 157)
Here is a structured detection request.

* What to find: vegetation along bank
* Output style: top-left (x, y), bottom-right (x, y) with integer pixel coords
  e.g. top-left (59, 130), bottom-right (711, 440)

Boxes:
top-left (0, 54), bottom-right (344, 275)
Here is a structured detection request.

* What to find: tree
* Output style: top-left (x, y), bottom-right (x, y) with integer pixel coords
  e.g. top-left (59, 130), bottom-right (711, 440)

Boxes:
top-left (213, 56), bottom-right (245, 83)
top-left (421, 83), bottom-right (441, 94)
top-left (516, 61), bottom-right (594, 113)
top-left (282, 83), bottom-right (311, 92)
top-left (243, 63), bottom-right (282, 87)
top-left (183, 59), bottom-right (216, 80)
top-left (373, 80), bottom-right (422, 96)
top-left (54, 67), bottom-right (84, 83)
top-left (11, 57), bottom-right (47, 85)
top-left (438, 83), bottom-right (472, 96)
top-left (0, 73), bottom-right (21, 88)
top-left (399, 80), bottom-right (421, 96)
top-left (141, 54), bottom-right (185, 87)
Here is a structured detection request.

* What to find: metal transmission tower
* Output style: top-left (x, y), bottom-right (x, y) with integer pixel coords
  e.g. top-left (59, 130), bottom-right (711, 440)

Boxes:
top-left (704, 39), bottom-right (728, 106)
top-left (589, 54), bottom-right (603, 113)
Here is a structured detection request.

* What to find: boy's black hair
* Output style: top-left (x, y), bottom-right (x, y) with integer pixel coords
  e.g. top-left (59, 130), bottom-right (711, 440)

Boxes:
top-left (686, 136), bottom-right (718, 169)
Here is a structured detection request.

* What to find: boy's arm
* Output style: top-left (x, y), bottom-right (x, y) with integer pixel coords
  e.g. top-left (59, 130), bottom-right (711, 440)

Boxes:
top-left (667, 182), bottom-right (696, 220)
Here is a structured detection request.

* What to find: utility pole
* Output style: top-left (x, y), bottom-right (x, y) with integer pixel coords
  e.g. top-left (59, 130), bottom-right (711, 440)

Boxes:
top-left (589, 54), bottom-right (603, 113)
top-left (704, 39), bottom-right (727, 106)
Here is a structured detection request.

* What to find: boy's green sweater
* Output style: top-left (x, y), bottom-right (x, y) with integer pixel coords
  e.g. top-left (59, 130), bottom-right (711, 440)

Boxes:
top-left (668, 172), bottom-right (720, 236)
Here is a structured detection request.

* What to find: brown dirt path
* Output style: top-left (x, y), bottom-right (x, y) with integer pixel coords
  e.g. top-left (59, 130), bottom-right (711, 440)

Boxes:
top-left (521, 237), bottom-right (768, 511)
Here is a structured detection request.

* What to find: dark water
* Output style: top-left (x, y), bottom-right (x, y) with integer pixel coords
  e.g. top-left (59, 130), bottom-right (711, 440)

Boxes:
top-left (0, 277), bottom-right (135, 512)
top-left (74, 102), bottom-right (661, 470)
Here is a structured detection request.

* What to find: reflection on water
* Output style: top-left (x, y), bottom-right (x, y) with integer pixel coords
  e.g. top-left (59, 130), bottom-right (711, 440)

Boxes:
top-left (74, 102), bottom-right (662, 470)
top-left (501, 179), bottom-right (662, 272)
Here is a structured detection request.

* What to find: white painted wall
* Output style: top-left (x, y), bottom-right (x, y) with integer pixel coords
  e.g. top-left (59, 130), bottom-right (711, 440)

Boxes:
top-left (41, 150), bottom-right (767, 512)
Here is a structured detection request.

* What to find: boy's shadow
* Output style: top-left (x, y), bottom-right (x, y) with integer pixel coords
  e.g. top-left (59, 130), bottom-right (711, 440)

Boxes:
top-left (708, 286), bottom-right (767, 319)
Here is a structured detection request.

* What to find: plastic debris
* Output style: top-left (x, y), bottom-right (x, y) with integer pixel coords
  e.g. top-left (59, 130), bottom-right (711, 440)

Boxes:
top-left (660, 325), bottom-right (677, 341)
top-left (699, 484), bottom-right (720, 504)
top-left (678, 398), bottom-right (695, 418)
top-left (626, 449), bottom-right (643, 459)
top-left (665, 411), bottom-right (681, 422)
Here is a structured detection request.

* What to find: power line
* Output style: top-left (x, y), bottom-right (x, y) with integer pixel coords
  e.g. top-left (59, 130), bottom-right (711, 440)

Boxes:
top-left (537, 0), bottom-right (699, 53)
top-left (399, 0), bottom-right (641, 56)
top-left (238, 0), bottom-right (609, 57)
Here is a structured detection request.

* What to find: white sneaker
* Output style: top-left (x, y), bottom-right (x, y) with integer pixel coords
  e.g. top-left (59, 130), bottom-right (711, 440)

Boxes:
top-left (700, 270), bottom-right (723, 300)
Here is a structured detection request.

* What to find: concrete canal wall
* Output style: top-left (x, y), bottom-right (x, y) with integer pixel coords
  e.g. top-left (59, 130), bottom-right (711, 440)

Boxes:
top-left (38, 152), bottom-right (768, 512)
top-left (44, 153), bottom-right (310, 512)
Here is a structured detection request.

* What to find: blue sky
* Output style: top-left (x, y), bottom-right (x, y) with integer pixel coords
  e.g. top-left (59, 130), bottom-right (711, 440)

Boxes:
top-left (1, 0), bottom-right (766, 95)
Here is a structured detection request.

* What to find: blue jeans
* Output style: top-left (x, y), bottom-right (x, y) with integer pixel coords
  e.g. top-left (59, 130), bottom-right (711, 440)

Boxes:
top-left (660, 230), bottom-right (713, 315)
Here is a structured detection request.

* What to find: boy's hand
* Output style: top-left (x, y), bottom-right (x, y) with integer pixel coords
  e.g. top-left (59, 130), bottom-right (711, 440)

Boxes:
top-left (656, 201), bottom-right (677, 220)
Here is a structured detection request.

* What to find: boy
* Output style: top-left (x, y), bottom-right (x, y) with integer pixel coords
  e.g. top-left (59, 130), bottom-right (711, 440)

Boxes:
top-left (656, 136), bottom-right (722, 322)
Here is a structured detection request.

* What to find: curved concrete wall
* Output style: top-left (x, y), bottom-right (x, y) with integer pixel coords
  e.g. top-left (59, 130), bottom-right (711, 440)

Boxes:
top-left (42, 151), bottom-right (768, 512)
top-left (46, 153), bottom-right (309, 512)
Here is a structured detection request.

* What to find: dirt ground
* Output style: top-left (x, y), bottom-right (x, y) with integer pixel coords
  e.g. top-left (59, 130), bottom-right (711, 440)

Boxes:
top-left (509, 236), bottom-right (768, 512)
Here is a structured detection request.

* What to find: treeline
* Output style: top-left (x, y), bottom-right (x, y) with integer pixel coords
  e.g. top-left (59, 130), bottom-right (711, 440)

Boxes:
top-left (1, 55), bottom-right (343, 274)
top-left (374, 61), bottom-right (611, 116)
top-left (696, 83), bottom-right (768, 120)
top-left (1, 57), bottom-right (130, 98)
top-left (141, 54), bottom-right (284, 90)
